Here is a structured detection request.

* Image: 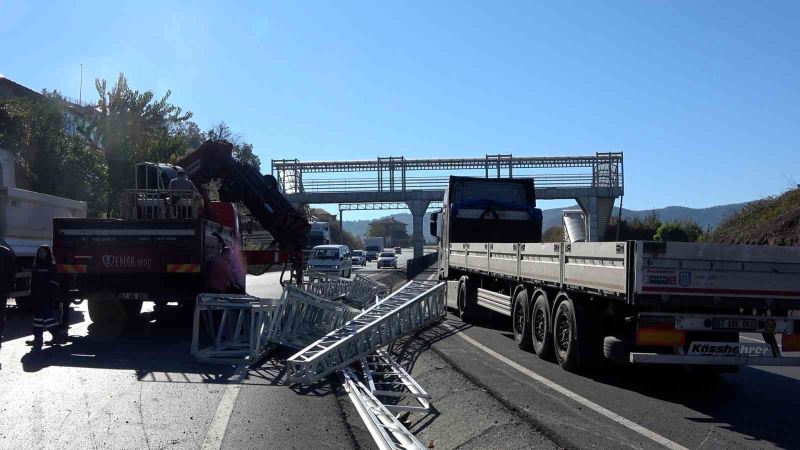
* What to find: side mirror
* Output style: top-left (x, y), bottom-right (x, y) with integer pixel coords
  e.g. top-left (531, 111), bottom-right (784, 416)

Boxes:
top-left (429, 211), bottom-right (440, 238)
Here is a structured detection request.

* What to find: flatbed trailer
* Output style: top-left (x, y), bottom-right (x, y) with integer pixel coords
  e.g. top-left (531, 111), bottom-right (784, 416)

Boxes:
top-left (432, 176), bottom-right (800, 371)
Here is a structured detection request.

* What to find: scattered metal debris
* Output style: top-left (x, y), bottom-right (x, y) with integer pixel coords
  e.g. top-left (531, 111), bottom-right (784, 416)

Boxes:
top-left (190, 294), bottom-right (281, 364)
top-left (341, 368), bottom-right (426, 450)
top-left (361, 350), bottom-right (431, 414)
top-left (286, 281), bottom-right (446, 384)
top-left (190, 278), bottom-right (445, 450)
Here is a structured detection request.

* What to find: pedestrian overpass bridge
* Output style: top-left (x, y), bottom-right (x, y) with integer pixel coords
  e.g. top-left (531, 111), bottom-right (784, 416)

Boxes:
top-left (272, 153), bottom-right (623, 258)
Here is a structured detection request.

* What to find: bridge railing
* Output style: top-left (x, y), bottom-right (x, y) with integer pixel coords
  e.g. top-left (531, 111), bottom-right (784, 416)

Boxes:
top-left (298, 174), bottom-right (604, 193)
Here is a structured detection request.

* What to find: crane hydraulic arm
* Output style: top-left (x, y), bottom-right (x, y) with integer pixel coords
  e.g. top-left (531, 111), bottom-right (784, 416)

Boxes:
top-left (178, 139), bottom-right (310, 256)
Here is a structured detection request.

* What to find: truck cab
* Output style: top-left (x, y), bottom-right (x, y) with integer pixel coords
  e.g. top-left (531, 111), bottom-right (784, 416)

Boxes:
top-left (431, 176), bottom-right (543, 279)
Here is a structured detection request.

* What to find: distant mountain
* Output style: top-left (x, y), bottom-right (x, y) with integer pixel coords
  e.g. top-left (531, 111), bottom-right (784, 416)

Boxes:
top-left (343, 203), bottom-right (748, 240)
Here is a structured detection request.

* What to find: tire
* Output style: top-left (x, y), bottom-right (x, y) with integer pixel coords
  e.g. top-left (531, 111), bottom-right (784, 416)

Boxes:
top-left (512, 289), bottom-right (533, 351)
top-left (531, 295), bottom-right (554, 360)
top-left (88, 296), bottom-right (120, 326)
top-left (603, 335), bottom-right (632, 364)
top-left (88, 295), bottom-right (141, 326)
top-left (457, 276), bottom-right (477, 322)
top-left (553, 298), bottom-right (579, 371)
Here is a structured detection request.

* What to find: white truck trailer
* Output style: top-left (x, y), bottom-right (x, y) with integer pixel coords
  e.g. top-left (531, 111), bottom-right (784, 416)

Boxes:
top-left (0, 149), bottom-right (87, 302)
top-left (431, 176), bottom-right (800, 372)
top-left (365, 236), bottom-right (385, 261)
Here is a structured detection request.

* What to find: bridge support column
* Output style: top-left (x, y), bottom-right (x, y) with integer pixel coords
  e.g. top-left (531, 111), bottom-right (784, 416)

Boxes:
top-left (576, 195), bottom-right (615, 242)
top-left (406, 200), bottom-right (430, 259)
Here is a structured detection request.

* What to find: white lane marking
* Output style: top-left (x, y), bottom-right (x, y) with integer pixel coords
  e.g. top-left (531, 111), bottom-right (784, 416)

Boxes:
top-left (201, 364), bottom-right (248, 450)
top-left (443, 323), bottom-right (689, 450)
top-left (741, 335), bottom-right (782, 349)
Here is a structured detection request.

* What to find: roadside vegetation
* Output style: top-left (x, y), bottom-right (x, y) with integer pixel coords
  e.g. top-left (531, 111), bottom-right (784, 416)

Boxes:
top-left (0, 74), bottom-right (256, 217)
top-left (702, 187), bottom-right (800, 246)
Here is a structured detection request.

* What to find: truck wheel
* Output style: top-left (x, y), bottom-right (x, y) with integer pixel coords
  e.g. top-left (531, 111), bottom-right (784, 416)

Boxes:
top-left (531, 295), bottom-right (554, 360)
top-left (123, 300), bottom-right (143, 320)
top-left (512, 289), bottom-right (533, 351)
top-left (553, 299), bottom-right (579, 371)
top-left (88, 296), bottom-right (120, 326)
top-left (457, 276), bottom-right (477, 322)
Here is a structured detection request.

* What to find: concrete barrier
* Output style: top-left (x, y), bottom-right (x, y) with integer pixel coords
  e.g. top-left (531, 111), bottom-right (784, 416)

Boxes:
top-left (406, 252), bottom-right (438, 279)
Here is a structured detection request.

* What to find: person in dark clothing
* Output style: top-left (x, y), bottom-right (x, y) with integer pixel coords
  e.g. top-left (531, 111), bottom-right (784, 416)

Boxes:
top-left (26, 245), bottom-right (61, 350)
top-left (0, 244), bottom-right (17, 349)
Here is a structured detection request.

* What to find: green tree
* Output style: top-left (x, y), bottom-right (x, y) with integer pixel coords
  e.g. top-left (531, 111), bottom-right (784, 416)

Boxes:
top-left (0, 92), bottom-right (109, 216)
top-left (542, 226), bottom-right (564, 242)
top-left (93, 73), bottom-right (193, 215)
top-left (206, 122), bottom-right (261, 171)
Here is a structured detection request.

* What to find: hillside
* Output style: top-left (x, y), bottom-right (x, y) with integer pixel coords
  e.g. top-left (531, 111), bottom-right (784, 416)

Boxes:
top-left (541, 202), bottom-right (747, 230)
top-left (341, 203), bottom-right (747, 241)
top-left (704, 188), bottom-right (800, 245)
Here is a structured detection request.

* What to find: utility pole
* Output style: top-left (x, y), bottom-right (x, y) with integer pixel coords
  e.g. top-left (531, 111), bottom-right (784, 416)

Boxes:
top-left (79, 63), bottom-right (83, 105)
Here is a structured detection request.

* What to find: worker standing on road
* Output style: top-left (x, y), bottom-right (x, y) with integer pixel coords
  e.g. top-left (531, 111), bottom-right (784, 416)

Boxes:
top-left (0, 244), bottom-right (17, 349)
top-left (26, 246), bottom-right (61, 350)
top-left (168, 168), bottom-right (197, 218)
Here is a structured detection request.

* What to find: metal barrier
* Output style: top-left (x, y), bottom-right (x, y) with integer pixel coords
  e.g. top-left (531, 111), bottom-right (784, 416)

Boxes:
top-left (405, 252), bottom-right (438, 280)
top-left (121, 189), bottom-right (203, 220)
top-left (286, 281), bottom-right (446, 384)
top-left (190, 294), bottom-right (281, 365)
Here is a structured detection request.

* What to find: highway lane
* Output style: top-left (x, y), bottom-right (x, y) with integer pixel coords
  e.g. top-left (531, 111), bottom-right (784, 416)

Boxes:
top-left (425, 309), bottom-right (800, 449)
top-left (0, 248), bottom-right (419, 449)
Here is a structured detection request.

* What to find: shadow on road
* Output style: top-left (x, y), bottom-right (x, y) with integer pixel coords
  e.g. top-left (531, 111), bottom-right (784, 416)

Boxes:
top-left (2, 301), bottom-right (86, 344)
top-left (19, 307), bottom-right (238, 383)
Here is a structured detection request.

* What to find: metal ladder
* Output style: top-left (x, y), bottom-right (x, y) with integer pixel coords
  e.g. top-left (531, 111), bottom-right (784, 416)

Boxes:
top-left (341, 369), bottom-right (426, 450)
top-left (361, 350), bottom-right (431, 414)
top-left (286, 281), bottom-right (446, 384)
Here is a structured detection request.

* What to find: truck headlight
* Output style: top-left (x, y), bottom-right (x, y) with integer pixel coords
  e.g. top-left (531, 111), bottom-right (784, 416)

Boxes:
top-left (332, 265), bottom-right (339, 269)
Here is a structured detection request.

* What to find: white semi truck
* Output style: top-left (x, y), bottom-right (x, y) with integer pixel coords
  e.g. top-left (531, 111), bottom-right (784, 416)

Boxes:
top-left (0, 149), bottom-right (87, 303)
top-left (431, 176), bottom-right (800, 372)
top-left (365, 236), bottom-right (385, 261)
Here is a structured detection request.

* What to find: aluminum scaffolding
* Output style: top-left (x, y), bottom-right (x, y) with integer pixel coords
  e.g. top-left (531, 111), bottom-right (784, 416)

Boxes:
top-left (341, 369), bottom-right (426, 450)
top-left (286, 281), bottom-right (446, 385)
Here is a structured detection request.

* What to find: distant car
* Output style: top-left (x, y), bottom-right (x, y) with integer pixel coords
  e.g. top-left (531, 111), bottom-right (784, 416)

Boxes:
top-left (351, 250), bottom-right (367, 266)
top-left (376, 251), bottom-right (398, 269)
top-left (394, 247), bottom-right (402, 254)
top-left (307, 244), bottom-right (352, 278)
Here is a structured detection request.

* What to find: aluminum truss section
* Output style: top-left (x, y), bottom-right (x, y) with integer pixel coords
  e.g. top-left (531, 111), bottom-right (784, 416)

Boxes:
top-left (286, 281), bottom-right (446, 384)
top-left (191, 294), bottom-right (281, 365)
top-left (270, 286), bottom-right (360, 350)
top-left (341, 369), bottom-right (425, 450)
top-left (347, 275), bottom-right (388, 308)
top-left (361, 350), bottom-right (431, 414)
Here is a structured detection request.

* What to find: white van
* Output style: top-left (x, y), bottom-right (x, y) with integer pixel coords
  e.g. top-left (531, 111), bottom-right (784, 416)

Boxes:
top-left (307, 244), bottom-right (352, 278)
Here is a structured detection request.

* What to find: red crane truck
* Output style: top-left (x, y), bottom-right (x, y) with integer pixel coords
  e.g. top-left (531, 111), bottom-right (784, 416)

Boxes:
top-left (53, 140), bottom-right (309, 325)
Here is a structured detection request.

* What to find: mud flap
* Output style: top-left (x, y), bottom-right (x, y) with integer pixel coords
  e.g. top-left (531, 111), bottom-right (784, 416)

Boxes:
top-left (575, 302), bottom-right (606, 368)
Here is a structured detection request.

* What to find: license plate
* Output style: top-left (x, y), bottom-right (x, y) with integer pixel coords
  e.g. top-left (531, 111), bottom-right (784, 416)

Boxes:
top-left (712, 318), bottom-right (756, 331)
top-left (119, 293), bottom-right (147, 300)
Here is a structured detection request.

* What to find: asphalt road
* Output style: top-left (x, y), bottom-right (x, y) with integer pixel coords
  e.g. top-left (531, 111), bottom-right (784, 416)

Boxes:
top-left (426, 309), bottom-right (800, 449)
top-left (4, 247), bottom-right (796, 450)
top-left (0, 248), bottom-right (418, 450)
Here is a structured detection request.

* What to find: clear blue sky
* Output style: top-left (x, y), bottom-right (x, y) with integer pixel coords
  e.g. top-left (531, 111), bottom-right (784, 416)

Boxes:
top-left (2, 1), bottom-right (799, 219)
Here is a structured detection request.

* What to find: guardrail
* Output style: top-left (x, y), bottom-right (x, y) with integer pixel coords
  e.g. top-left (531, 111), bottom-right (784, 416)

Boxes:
top-left (406, 252), bottom-right (438, 279)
